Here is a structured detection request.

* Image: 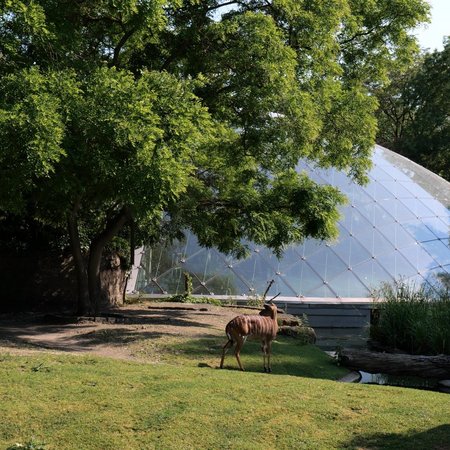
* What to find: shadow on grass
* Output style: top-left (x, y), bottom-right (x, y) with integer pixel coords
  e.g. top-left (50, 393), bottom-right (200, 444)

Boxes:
top-left (177, 336), bottom-right (347, 381)
top-left (346, 424), bottom-right (450, 450)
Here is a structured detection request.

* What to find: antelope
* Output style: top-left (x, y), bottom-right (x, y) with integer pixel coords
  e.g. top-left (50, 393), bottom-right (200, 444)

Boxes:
top-left (220, 295), bottom-right (279, 372)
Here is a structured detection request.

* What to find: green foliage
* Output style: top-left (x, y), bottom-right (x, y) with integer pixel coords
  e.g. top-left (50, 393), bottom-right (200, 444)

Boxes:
top-left (371, 280), bottom-right (450, 355)
top-left (376, 40), bottom-right (450, 180)
top-left (0, 68), bottom-right (68, 212)
top-left (0, 0), bottom-right (431, 307)
top-left (168, 295), bottom-right (223, 306)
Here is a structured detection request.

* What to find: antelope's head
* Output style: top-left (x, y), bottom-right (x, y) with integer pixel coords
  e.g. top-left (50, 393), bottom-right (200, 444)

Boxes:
top-left (261, 293), bottom-right (280, 319)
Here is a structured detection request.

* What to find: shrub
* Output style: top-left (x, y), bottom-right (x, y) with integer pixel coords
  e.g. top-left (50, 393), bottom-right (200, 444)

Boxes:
top-left (371, 280), bottom-right (450, 355)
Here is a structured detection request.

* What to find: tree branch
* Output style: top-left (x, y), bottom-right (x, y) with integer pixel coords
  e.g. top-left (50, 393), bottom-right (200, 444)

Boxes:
top-left (109, 27), bottom-right (137, 68)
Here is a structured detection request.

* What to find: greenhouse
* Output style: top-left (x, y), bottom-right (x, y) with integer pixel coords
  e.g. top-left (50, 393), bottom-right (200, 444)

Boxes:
top-left (131, 145), bottom-right (450, 301)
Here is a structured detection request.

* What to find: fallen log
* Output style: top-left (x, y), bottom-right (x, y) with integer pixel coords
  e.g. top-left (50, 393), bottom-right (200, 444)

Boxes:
top-left (338, 349), bottom-right (450, 379)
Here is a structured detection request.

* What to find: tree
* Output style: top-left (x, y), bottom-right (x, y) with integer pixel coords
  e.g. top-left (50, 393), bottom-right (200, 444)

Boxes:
top-left (376, 39), bottom-right (450, 180)
top-left (0, 0), bottom-right (429, 313)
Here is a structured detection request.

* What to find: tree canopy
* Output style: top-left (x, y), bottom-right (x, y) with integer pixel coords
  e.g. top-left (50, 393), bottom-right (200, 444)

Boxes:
top-left (0, 0), bottom-right (430, 312)
top-left (376, 39), bottom-right (450, 181)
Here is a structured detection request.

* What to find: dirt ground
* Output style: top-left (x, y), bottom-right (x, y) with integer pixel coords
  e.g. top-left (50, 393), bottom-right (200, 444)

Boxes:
top-left (0, 302), bottom-right (258, 361)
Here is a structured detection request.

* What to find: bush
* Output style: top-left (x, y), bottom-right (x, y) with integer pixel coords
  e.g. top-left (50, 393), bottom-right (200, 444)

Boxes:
top-left (371, 280), bottom-right (450, 355)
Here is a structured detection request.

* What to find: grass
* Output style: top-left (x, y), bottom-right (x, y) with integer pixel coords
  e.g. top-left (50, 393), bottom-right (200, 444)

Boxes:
top-left (1, 346), bottom-right (450, 449)
top-left (128, 335), bottom-right (347, 379)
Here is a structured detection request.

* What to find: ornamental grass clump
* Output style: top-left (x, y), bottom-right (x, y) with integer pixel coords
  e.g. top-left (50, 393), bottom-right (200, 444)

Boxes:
top-left (371, 280), bottom-right (450, 355)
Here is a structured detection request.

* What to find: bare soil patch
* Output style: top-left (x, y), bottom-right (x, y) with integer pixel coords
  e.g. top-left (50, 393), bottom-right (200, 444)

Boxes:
top-left (0, 301), bottom-right (255, 361)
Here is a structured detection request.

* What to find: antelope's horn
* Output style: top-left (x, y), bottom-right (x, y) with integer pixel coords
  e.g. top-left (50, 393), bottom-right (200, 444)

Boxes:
top-left (267, 293), bottom-right (281, 304)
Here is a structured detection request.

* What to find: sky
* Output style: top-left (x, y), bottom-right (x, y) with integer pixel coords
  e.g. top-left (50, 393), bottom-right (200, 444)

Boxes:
top-left (414, 0), bottom-right (449, 51)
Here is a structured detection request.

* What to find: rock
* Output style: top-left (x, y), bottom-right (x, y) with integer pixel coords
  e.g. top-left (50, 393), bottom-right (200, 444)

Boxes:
top-left (277, 314), bottom-right (302, 327)
top-left (338, 371), bottom-right (361, 383)
top-left (278, 325), bottom-right (316, 344)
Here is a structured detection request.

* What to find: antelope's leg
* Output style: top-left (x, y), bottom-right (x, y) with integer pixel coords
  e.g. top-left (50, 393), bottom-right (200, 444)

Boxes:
top-left (261, 341), bottom-right (268, 372)
top-left (220, 339), bottom-right (233, 369)
top-left (234, 338), bottom-right (245, 371)
top-left (267, 340), bottom-right (273, 373)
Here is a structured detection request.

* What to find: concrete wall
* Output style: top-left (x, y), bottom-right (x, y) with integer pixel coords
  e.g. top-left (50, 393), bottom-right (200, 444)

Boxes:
top-left (278, 302), bottom-right (372, 329)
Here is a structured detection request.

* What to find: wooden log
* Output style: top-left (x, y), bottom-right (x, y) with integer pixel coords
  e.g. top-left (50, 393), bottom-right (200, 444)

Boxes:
top-left (338, 349), bottom-right (450, 379)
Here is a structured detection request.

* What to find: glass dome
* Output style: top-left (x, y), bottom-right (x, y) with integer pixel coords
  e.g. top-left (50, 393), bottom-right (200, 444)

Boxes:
top-left (134, 145), bottom-right (450, 299)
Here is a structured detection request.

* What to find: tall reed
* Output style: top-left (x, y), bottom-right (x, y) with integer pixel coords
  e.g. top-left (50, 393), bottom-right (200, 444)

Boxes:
top-left (371, 280), bottom-right (450, 355)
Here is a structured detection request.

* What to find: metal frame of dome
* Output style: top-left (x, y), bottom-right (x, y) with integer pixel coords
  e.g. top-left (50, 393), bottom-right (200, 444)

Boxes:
top-left (130, 145), bottom-right (450, 300)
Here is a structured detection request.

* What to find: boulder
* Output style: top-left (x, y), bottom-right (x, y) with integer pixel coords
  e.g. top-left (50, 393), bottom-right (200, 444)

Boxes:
top-left (278, 325), bottom-right (316, 344)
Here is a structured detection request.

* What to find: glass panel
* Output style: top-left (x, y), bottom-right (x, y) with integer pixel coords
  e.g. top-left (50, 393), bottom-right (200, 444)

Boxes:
top-left (349, 183), bottom-right (374, 205)
top-left (352, 260), bottom-right (393, 293)
top-left (275, 247), bottom-right (303, 271)
top-left (183, 248), bottom-right (227, 281)
top-left (305, 282), bottom-right (338, 298)
top-left (401, 180), bottom-right (431, 200)
top-left (370, 165), bottom-right (396, 181)
top-left (330, 168), bottom-right (354, 189)
top-left (204, 269), bottom-right (248, 296)
top-left (305, 247), bottom-right (348, 281)
top-left (370, 203), bottom-right (397, 228)
top-left (337, 205), bottom-right (354, 232)
top-left (400, 198), bottom-right (437, 219)
top-left (399, 244), bottom-right (440, 273)
top-left (341, 207), bottom-right (372, 235)
top-left (327, 271), bottom-right (370, 297)
top-left (283, 263), bottom-right (323, 297)
top-left (230, 253), bottom-right (275, 293)
top-left (420, 240), bottom-right (450, 266)
top-left (380, 181), bottom-right (416, 199)
top-left (256, 246), bottom-right (282, 272)
top-left (403, 273), bottom-right (428, 289)
top-left (155, 267), bottom-right (184, 294)
top-left (421, 217), bottom-right (449, 239)
top-left (271, 274), bottom-right (299, 297)
top-left (376, 250), bottom-right (417, 279)
top-left (420, 198), bottom-right (450, 218)
top-left (402, 220), bottom-right (442, 242)
top-left (421, 267), bottom-right (450, 291)
top-left (363, 180), bottom-right (396, 202)
top-left (192, 278), bottom-right (212, 295)
top-left (378, 222), bottom-right (416, 249)
top-left (377, 198), bottom-right (417, 222)
top-left (329, 237), bottom-right (372, 267)
top-left (299, 238), bottom-right (324, 258)
top-left (372, 149), bottom-right (412, 182)
top-left (370, 229), bottom-right (396, 257)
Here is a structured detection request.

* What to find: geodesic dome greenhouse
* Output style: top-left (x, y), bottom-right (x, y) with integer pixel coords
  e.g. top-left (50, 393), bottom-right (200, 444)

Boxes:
top-left (132, 145), bottom-right (450, 300)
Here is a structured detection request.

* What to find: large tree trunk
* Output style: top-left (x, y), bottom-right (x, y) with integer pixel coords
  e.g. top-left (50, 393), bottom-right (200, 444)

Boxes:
top-left (67, 210), bottom-right (89, 315)
top-left (88, 206), bottom-right (131, 315)
top-left (100, 252), bottom-right (128, 308)
top-left (339, 349), bottom-right (450, 379)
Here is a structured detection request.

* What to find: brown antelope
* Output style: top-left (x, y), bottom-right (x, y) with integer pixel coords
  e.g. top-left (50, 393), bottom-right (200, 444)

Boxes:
top-left (220, 295), bottom-right (279, 372)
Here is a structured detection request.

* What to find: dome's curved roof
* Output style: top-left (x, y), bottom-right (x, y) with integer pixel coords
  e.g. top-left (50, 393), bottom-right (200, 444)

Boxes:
top-left (135, 145), bottom-right (450, 299)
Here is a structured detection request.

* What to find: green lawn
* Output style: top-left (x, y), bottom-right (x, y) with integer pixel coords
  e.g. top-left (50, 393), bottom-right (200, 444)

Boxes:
top-left (1, 343), bottom-right (449, 450)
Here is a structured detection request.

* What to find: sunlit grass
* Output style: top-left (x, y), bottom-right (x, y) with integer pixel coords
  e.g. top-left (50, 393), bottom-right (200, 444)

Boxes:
top-left (1, 351), bottom-right (449, 450)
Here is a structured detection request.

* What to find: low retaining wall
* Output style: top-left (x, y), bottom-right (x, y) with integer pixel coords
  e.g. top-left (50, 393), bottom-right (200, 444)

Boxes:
top-left (131, 294), bottom-right (374, 329)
